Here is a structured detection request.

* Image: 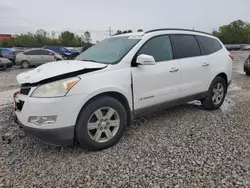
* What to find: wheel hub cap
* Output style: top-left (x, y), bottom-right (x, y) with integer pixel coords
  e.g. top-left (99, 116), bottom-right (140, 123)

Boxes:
top-left (87, 107), bottom-right (120, 143)
top-left (212, 83), bottom-right (224, 105)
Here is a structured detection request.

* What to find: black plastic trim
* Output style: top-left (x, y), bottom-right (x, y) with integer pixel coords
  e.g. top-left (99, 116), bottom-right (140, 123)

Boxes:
top-left (17, 119), bottom-right (74, 146)
top-left (134, 92), bottom-right (207, 117)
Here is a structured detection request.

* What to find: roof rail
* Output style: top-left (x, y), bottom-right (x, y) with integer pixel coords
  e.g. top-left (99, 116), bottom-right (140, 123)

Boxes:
top-left (145, 28), bottom-right (212, 36)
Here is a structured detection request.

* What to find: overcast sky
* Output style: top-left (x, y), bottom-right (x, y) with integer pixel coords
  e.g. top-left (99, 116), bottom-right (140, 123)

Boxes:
top-left (1, 0), bottom-right (250, 42)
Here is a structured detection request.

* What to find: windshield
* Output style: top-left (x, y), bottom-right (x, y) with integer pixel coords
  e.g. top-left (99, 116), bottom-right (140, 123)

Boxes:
top-left (75, 36), bottom-right (141, 64)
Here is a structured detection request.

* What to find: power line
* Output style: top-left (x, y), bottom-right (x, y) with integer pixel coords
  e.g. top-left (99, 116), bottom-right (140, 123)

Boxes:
top-left (106, 26), bottom-right (114, 36)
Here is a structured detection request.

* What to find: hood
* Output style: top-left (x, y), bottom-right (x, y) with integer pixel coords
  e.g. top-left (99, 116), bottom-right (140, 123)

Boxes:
top-left (17, 60), bottom-right (107, 85)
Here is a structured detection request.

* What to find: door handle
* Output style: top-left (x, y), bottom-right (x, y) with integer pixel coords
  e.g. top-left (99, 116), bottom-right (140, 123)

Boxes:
top-left (169, 67), bottom-right (179, 72)
top-left (202, 62), bottom-right (209, 67)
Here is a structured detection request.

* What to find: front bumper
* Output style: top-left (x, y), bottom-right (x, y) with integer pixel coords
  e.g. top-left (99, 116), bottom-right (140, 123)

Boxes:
top-left (17, 118), bottom-right (74, 146)
top-left (14, 93), bottom-right (89, 146)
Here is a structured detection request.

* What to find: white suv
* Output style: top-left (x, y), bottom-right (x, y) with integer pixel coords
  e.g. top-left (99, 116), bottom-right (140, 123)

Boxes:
top-left (14, 29), bottom-right (233, 150)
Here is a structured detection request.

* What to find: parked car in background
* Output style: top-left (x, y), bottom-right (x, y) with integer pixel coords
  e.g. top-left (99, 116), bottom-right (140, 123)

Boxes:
top-left (16, 49), bottom-right (63, 68)
top-left (0, 48), bottom-right (3, 57)
top-left (0, 48), bottom-right (11, 57)
top-left (66, 47), bottom-right (80, 53)
top-left (14, 29), bottom-right (232, 150)
top-left (43, 46), bottom-right (79, 59)
top-left (0, 57), bottom-right (12, 70)
top-left (225, 45), bottom-right (241, 51)
top-left (242, 45), bottom-right (250, 51)
top-left (1, 49), bottom-right (24, 64)
top-left (244, 54), bottom-right (250, 75)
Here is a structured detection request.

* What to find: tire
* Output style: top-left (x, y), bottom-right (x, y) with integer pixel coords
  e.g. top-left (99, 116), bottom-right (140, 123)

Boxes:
top-left (201, 77), bottom-right (227, 110)
top-left (21, 60), bottom-right (30, 69)
top-left (75, 96), bottom-right (127, 150)
top-left (246, 72), bottom-right (250, 76)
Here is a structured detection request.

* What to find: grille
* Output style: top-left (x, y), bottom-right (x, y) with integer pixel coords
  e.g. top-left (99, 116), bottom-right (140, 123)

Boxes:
top-left (20, 85), bottom-right (31, 95)
top-left (16, 100), bottom-right (24, 111)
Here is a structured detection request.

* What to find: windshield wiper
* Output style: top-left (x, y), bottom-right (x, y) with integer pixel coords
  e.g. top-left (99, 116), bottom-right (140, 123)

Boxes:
top-left (82, 59), bottom-right (98, 63)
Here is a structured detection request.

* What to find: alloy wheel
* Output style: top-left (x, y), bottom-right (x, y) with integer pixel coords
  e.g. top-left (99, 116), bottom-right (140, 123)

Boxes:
top-left (87, 107), bottom-right (120, 143)
top-left (212, 83), bottom-right (224, 105)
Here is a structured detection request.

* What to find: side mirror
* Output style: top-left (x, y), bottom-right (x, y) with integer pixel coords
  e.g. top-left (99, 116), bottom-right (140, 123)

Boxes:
top-left (49, 53), bottom-right (54, 56)
top-left (136, 54), bottom-right (156, 65)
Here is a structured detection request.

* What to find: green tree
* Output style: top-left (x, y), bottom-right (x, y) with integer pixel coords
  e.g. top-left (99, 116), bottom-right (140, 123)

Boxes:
top-left (212, 20), bottom-right (250, 44)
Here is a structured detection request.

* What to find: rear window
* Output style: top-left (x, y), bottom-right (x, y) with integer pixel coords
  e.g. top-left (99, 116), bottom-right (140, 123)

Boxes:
top-left (197, 36), bottom-right (222, 55)
top-left (172, 35), bottom-right (201, 59)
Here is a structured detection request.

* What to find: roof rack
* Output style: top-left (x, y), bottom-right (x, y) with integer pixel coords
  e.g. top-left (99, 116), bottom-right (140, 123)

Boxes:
top-left (145, 28), bottom-right (212, 36)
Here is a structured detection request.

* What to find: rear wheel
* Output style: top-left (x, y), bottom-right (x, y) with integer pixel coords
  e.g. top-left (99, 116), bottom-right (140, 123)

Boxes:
top-left (246, 72), bottom-right (250, 76)
top-left (201, 77), bottom-right (227, 110)
top-left (75, 96), bottom-right (127, 150)
top-left (21, 60), bottom-right (30, 69)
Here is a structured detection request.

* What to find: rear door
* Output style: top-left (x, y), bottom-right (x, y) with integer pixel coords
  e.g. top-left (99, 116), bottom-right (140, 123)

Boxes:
top-left (171, 34), bottom-right (208, 97)
top-left (132, 35), bottom-right (181, 111)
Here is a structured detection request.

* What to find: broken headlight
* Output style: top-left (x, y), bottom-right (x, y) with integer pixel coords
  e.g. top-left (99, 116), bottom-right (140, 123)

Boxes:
top-left (31, 77), bottom-right (80, 98)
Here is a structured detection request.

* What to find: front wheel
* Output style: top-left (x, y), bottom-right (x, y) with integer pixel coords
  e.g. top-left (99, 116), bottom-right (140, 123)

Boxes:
top-left (75, 96), bottom-right (127, 150)
top-left (201, 77), bottom-right (227, 110)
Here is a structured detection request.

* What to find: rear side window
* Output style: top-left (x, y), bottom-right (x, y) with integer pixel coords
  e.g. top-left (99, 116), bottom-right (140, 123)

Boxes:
top-left (196, 36), bottom-right (222, 55)
top-left (40, 50), bottom-right (52, 55)
top-left (137, 35), bottom-right (173, 62)
top-left (172, 35), bottom-right (201, 59)
top-left (24, 50), bottom-right (42, 55)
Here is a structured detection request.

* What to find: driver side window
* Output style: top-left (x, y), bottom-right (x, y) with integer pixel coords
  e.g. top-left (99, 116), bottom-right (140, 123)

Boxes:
top-left (137, 35), bottom-right (173, 62)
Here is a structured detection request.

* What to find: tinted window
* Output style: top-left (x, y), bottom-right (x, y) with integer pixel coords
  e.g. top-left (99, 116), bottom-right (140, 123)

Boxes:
top-left (24, 50), bottom-right (42, 55)
top-left (40, 50), bottom-right (52, 55)
top-left (197, 36), bottom-right (222, 55)
top-left (137, 35), bottom-right (173, 62)
top-left (172, 35), bottom-right (201, 59)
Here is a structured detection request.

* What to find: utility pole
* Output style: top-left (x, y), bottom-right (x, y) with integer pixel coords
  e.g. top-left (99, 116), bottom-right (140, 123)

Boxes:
top-left (106, 26), bottom-right (114, 36)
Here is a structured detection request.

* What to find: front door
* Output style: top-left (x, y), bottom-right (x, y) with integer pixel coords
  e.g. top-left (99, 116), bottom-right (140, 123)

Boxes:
top-left (132, 35), bottom-right (181, 111)
top-left (40, 50), bottom-right (55, 64)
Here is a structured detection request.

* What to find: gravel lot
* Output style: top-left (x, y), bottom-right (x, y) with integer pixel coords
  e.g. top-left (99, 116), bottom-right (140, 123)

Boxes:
top-left (1, 52), bottom-right (250, 187)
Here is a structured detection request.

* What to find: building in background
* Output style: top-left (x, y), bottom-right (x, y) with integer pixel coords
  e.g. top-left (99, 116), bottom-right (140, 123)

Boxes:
top-left (0, 34), bottom-right (12, 41)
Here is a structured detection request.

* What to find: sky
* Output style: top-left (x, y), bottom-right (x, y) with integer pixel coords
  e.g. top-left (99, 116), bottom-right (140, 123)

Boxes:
top-left (1, 0), bottom-right (250, 42)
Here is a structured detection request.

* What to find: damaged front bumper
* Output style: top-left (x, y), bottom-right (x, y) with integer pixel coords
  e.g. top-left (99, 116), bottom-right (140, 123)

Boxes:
top-left (13, 92), bottom-right (88, 146)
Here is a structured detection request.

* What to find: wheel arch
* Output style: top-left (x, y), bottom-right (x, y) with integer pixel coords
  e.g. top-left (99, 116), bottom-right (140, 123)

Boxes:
top-left (215, 72), bottom-right (228, 87)
top-left (76, 91), bottom-right (132, 127)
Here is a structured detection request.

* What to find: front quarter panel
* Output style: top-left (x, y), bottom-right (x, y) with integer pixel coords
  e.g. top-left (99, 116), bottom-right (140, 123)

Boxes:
top-left (68, 66), bottom-right (133, 109)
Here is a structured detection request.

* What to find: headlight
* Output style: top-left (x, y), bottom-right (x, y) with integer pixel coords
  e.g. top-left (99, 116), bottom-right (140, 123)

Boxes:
top-left (31, 77), bottom-right (80, 98)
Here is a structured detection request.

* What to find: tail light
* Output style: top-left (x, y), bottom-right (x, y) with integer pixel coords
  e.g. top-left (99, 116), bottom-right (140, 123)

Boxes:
top-left (2, 54), bottom-right (7, 57)
top-left (229, 54), bottom-right (234, 60)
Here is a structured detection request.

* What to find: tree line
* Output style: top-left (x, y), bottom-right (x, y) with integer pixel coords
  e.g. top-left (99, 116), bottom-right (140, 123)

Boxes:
top-left (0, 29), bottom-right (92, 47)
top-left (1, 21), bottom-right (250, 48)
top-left (212, 20), bottom-right (250, 44)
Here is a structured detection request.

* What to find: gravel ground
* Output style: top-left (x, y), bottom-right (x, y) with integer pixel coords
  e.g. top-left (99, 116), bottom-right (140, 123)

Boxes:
top-left (1, 52), bottom-right (250, 187)
top-left (0, 67), bottom-right (26, 92)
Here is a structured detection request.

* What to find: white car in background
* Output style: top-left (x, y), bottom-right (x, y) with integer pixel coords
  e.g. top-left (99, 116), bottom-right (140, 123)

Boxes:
top-left (14, 28), bottom-right (233, 150)
top-left (15, 49), bottom-right (63, 68)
